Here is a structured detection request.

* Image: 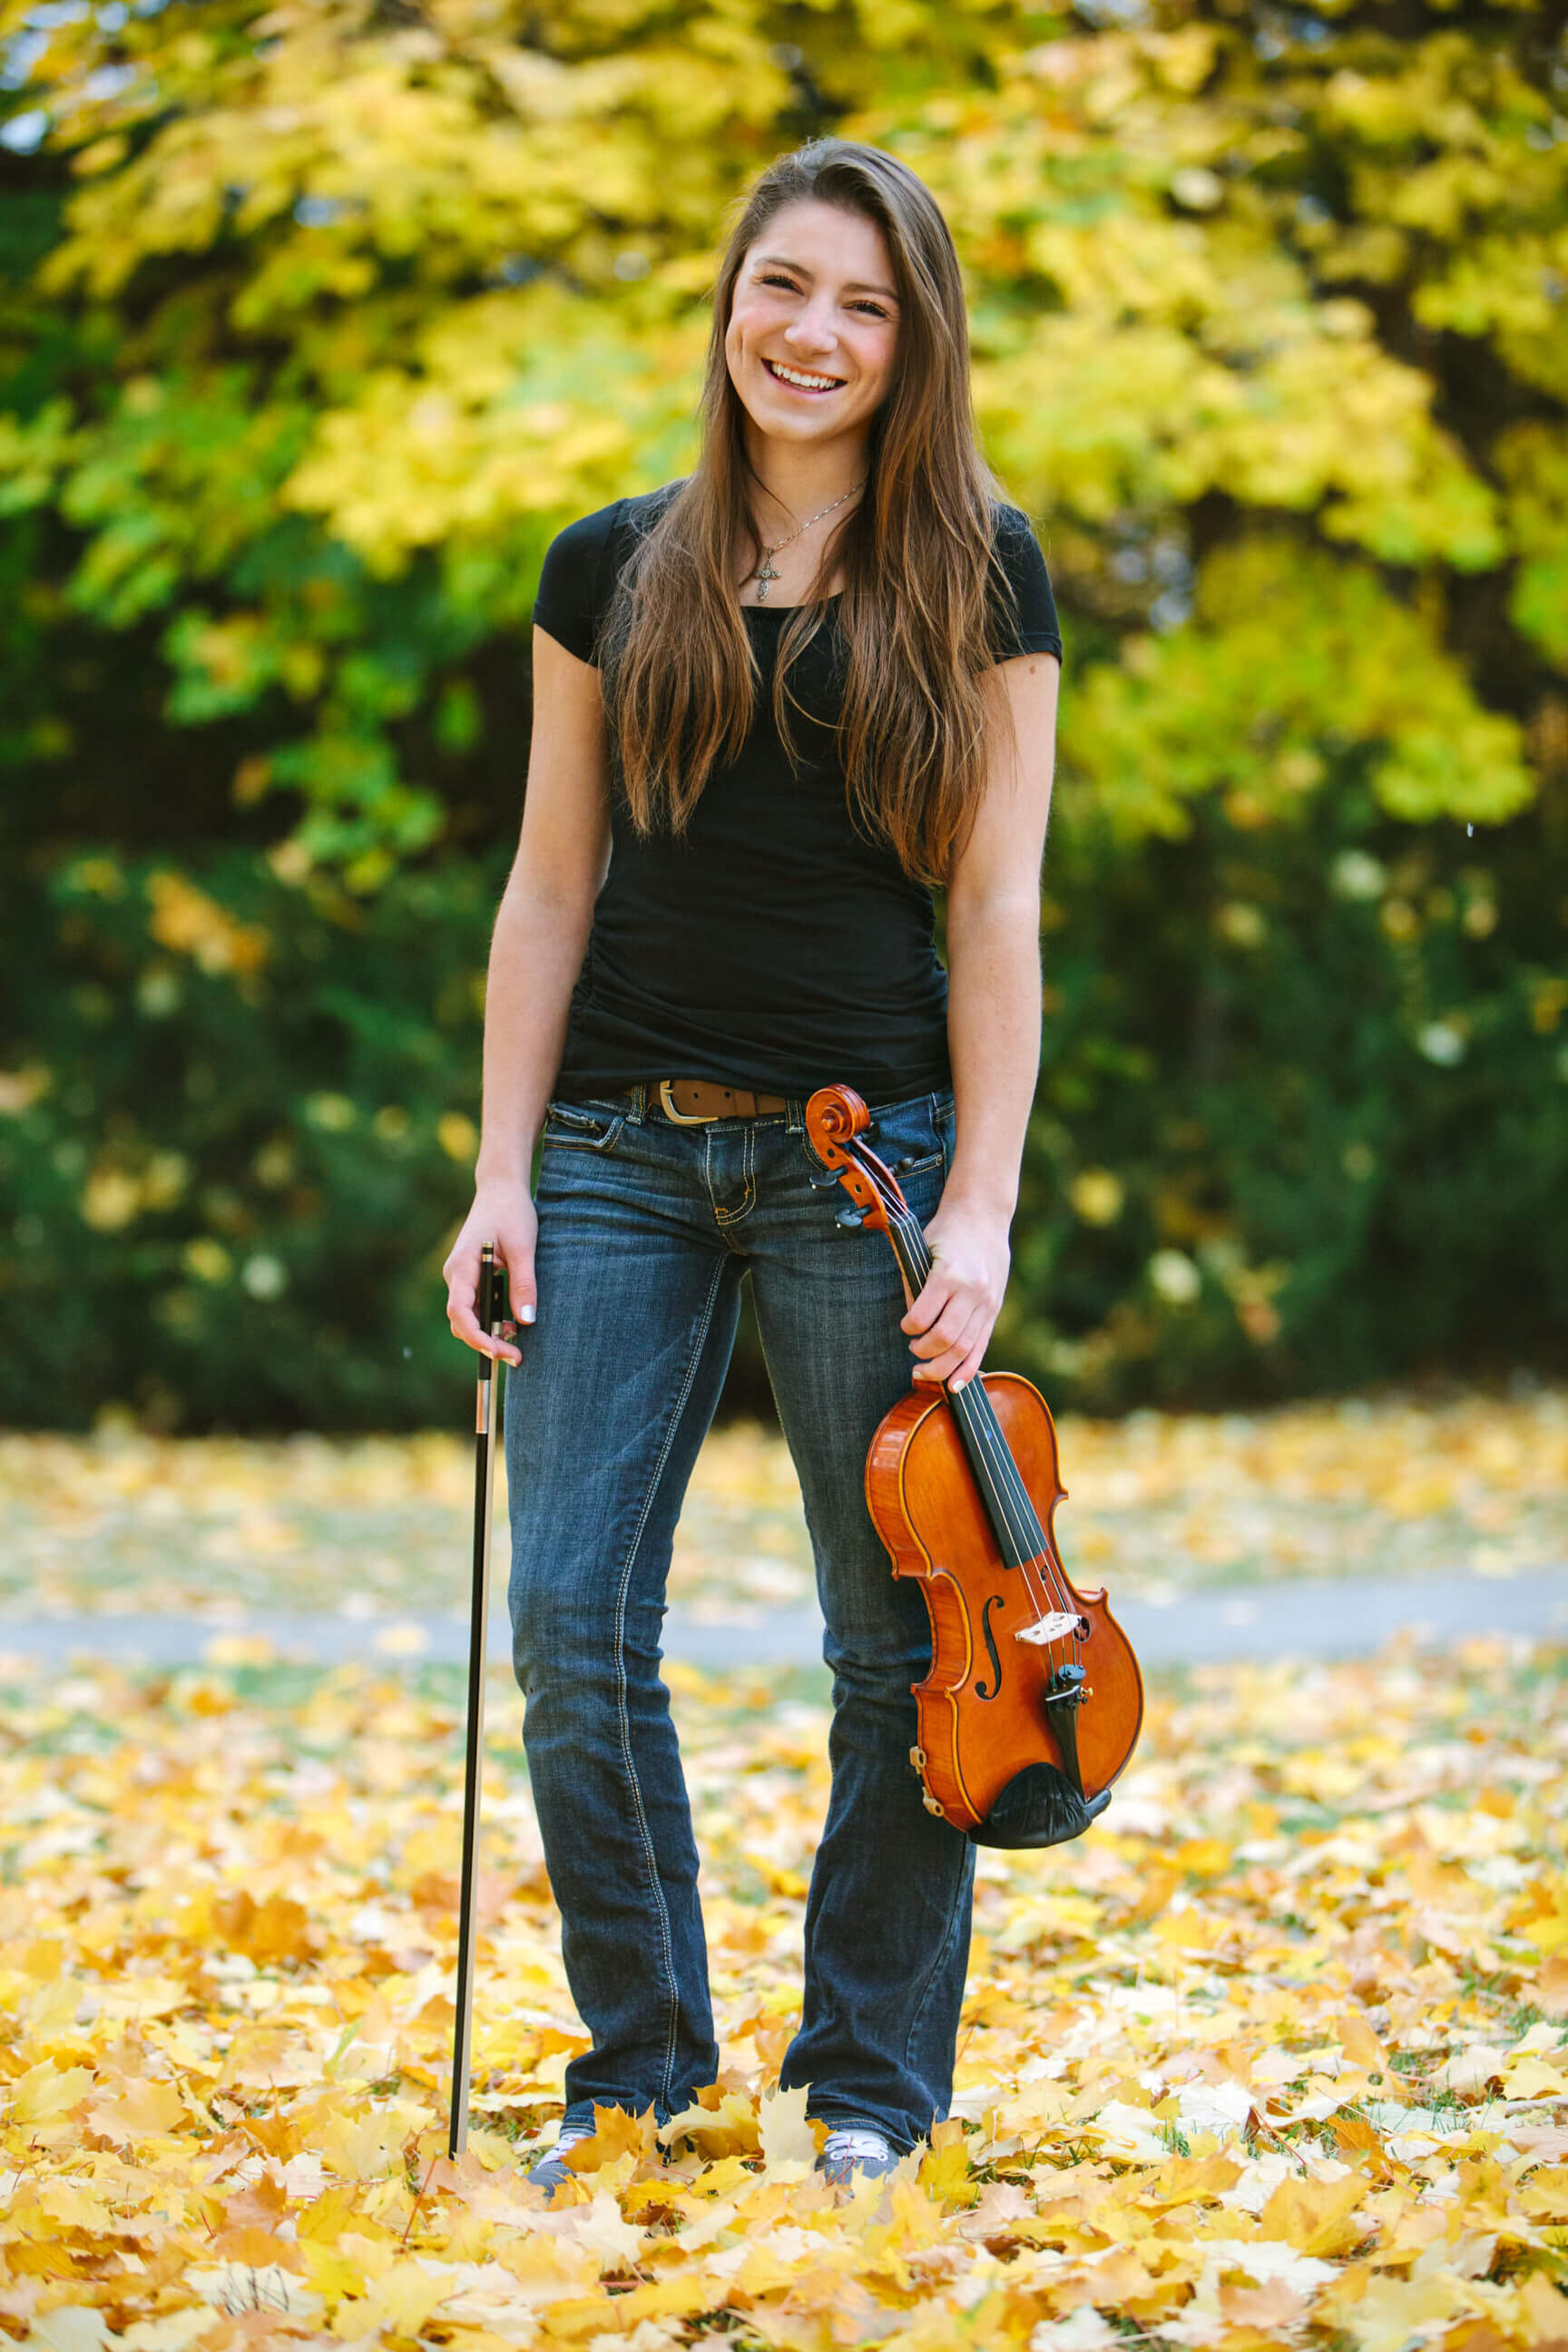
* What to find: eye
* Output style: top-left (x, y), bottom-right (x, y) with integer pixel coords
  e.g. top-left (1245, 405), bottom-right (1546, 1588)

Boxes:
top-left (851, 300), bottom-right (890, 318)
top-left (760, 272), bottom-right (799, 292)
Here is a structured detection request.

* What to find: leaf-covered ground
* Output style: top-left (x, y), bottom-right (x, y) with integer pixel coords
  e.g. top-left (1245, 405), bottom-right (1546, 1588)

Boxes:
top-left (2, 1641), bottom-right (1565, 2348)
top-left (3, 1387), bottom-right (1564, 1631)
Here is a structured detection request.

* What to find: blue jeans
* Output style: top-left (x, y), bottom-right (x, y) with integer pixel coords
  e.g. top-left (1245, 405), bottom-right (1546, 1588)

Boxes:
top-left (504, 1082), bottom-right (975, 2151)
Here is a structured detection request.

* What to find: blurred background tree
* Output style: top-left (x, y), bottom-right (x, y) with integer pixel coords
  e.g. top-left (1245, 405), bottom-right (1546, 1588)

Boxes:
top-left (1, 0), bottom-right (1563, 1428)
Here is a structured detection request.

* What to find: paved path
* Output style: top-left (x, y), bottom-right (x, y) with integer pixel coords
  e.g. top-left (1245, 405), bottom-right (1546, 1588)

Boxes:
top-left (0, 1565), bottom-right (1562, 1672)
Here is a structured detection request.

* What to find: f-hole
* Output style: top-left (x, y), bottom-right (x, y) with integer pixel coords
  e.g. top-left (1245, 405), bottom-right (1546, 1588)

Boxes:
top-left (974, 1593), bottom-right (1005, 1701)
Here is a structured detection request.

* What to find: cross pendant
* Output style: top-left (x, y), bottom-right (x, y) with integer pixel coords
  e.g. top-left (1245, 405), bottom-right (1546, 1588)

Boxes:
top-left (753, 550), bottom-right (780, 602)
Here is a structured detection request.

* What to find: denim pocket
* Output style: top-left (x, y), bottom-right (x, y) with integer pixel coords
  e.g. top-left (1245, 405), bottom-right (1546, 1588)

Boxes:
top-left (879, 1090), bottom-right (955, 1184)
top-left (809, 1089), bottom-right (954, 1186)
top-left (542, 1099), bottom-right (627, 1153)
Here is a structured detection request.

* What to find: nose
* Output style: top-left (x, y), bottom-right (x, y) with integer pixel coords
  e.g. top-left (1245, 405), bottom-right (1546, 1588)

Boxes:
top-left (785, 294), bottom-right (839, 358)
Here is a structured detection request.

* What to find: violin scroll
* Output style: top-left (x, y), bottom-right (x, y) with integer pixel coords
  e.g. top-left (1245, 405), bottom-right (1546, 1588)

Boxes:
top-left (805, 1083), bottom-right (893, 1238)
top-left (805, 1083), bottom-right (868, 1165)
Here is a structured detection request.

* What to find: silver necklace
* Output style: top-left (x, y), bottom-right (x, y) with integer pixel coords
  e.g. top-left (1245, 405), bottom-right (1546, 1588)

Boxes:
top-left (747, 481), bottom-right (865, 601)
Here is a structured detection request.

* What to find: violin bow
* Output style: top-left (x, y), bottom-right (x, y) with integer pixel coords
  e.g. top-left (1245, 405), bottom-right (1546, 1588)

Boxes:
top-left (449, 1242), bottom-right (505, 2160)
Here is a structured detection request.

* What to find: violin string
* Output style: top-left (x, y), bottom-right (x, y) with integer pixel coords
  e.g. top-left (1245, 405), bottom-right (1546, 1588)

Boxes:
top-left (955, 1380), bottom-right (1080, 1642)
top-left (882, 1197), bottom-right (1033, 1563)
top-left (884, 1193), bottom-right (1040, 1567)
top-left (880, 1181), bottom-right (1079, 1647)
top-left (872, 1167), bottom-right (1047, 1581)
top-left (882, 1179), bottom-right (1083, 1651)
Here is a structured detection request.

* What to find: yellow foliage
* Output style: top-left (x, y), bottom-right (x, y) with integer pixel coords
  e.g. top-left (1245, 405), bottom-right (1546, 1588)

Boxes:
top-left (1065, 538), bottom-right (1532, 836)
top-left (330, 2255), bottom-right (454, 2339)
top-left (0, 1065), bottom-right (54, 1116)
top-left (1259, 2171), bottom-right (1368, 2258)
top-left (1, 0), bottom-right (1556, 856)
top-left (564, 2102), bottom-right (659, 2171)
top-left (9, 2059), bottom-right (94, 2125)
top-left (916, 2117), bottom-right (975, 2208)
top-left (661, 2087), bottom-right (764, 2158)
top-left (5, 1392), bottom-right (1567, 1635)
top-left (0, 1632), bottom-right (1563, 2342)
top-left (147, 871), bottom-right (270, 976)
top-left (436, 1111), bottom-right (480, 1163)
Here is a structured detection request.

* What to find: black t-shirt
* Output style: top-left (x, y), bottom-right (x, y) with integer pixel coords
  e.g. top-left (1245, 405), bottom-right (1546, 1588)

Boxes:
top-left (534, 486), bottom-right (1062, 1104)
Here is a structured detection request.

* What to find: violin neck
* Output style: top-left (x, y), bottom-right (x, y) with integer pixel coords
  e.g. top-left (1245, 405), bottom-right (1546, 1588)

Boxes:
top-left (948, 1381), bottom-right (1047, 1571)
top-left (883, 1190), bottom-right (1047, 1573)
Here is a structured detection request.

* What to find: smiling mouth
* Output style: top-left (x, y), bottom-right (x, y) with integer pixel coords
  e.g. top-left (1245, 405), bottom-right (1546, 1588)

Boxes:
top-left (763, 358), bottom-right (846, 393)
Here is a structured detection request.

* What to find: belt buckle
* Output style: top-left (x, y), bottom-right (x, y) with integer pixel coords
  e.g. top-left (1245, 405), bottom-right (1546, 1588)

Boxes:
top-left (658, 1079), bottom-right (717, 1126)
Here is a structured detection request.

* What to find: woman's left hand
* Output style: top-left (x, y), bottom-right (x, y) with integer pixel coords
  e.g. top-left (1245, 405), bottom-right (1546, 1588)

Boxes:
top-left (901, 1192), bottom-right (1012, 1391)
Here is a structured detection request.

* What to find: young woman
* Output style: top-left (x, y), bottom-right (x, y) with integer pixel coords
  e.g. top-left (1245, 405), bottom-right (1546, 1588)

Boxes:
top-left (443, 138), bottom-right (1061, 2190)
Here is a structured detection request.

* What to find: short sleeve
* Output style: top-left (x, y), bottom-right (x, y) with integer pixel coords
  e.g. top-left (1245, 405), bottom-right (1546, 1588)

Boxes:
top-left (985, 504), bottom-right (1063, 665)
top-left (533, 501), bottom-right (626, 665)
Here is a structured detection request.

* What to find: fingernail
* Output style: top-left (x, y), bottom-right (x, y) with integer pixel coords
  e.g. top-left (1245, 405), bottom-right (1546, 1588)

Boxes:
top-left (950, 1375), bottom-right (965, 1391)
top-left (519, 1304), bottom-right (535, 1325)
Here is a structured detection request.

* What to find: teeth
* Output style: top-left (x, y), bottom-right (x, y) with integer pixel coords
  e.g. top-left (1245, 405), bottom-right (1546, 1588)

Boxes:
top-left (768, 360), bottom-right (841, 390)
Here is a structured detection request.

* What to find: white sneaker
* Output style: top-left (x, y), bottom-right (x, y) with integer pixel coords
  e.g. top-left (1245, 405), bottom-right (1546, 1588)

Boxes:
top-left (817, 2126), bottom-right (900, 2185)
top-left (524, 2122), bottom-right (594, 2193)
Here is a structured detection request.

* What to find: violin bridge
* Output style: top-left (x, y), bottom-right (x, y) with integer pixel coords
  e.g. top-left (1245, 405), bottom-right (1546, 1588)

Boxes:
top-left (1015, 1611), bottom-right (1083, 1647)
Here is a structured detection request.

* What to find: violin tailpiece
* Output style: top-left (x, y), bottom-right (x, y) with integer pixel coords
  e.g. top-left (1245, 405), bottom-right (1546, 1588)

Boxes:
top-left (1042, 1666), bottom-right (1088, 1799)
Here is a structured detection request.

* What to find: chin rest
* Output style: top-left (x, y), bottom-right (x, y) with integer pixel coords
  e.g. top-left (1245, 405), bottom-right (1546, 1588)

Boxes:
top-left (967, 1763), bottom-right (1113, 1851)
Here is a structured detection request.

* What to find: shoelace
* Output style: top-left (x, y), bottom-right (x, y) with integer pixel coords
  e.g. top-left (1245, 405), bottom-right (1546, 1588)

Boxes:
top-left (821, 2128), bottom-right (895, 2166)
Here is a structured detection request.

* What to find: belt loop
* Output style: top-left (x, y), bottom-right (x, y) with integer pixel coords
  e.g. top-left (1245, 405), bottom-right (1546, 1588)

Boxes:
top-left (786, 1093), bottom-right (806, 1134)
top-left (630, 1083), bottom-right (646, 1122)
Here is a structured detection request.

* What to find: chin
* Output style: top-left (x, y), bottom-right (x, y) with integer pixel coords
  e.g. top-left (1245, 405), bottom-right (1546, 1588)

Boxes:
top-left (764, 410), bottom-right (844, 441)
top-left (753, 392), bottom-right (858, 440)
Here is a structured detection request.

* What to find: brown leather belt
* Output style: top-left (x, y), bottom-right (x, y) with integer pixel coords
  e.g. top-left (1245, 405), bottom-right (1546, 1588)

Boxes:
top-left (652, 1078), bottom-right (789, 1124)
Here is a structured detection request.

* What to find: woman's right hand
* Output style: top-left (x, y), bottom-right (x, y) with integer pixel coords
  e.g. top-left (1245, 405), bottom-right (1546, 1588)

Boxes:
top-left (444, 1180), bottom-right (537, 1367)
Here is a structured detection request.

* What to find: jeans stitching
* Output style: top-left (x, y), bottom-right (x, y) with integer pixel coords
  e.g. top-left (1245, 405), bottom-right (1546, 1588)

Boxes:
top-left (542, 1131), bottom-right (623, 1155)
top-left (711, 1121), bottom-right (756, 1230)
top-left (543, 1105), bottom-right (625, 1153)
top-left (612, 1253), bottom-right (729, 2115)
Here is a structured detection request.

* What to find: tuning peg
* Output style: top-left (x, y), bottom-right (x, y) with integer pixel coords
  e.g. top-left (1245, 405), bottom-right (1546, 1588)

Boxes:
top-left (836, 1207), bottom-right (866, 1230)
top-left (807, 1166), bottom-right (841, 1190)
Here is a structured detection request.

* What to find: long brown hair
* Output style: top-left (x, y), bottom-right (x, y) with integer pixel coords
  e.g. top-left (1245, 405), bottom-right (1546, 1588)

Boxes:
top-left (602, 140), bottom-right (1007, 887)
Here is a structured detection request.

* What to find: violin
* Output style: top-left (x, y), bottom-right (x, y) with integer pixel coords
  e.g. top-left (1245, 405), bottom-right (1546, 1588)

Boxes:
top-left (807, 1084), bottom-right (1144, 1848)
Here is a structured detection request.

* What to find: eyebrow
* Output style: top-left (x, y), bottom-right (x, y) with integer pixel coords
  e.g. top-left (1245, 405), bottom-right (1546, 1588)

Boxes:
top-left (752, 251), bottom-right (899, 301)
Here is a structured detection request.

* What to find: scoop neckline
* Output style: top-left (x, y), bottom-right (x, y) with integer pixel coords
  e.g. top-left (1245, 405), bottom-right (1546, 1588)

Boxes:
top-left (741, 592), bottom-right (843, 616)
